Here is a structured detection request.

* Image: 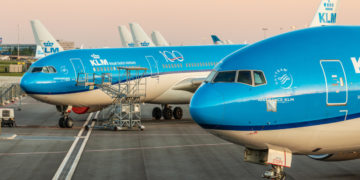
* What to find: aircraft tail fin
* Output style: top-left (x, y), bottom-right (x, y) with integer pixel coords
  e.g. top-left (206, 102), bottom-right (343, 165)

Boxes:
top-left (30, 20), bottom-right (63, 56)
top-left (129, 22), bottom-right (155, 47)
top-left (118, 25), bottom-right (135, 47)
top-left (211, 35), bottom-right (223, 45)
top-left (151, 31), bottom-right (169, 46)
top-left (310, 0), bottom-right (339, 27)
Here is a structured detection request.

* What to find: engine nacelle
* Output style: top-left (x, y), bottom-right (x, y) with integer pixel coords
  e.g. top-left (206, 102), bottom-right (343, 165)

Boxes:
top-left (72, 106), bottom-right (104, 114)
top-left (309, 151), bottom-right (360, 161)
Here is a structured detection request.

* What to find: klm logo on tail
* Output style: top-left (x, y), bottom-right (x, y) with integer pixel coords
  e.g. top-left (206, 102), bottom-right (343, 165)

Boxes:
top-left (43, 41), bottom-right (59, 54)
top-left (324, 0), bottom-right (335, 11)
top-left (318, 0), bottom-right (336, 24)
top-left (318, 13), bottom-right (336, 24)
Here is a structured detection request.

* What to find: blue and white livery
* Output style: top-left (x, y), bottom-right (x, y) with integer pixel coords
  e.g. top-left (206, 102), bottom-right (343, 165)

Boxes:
top-left (20, 44), bottom-right (246, 127)
top-left (190, 26), bottom-right (360, 179)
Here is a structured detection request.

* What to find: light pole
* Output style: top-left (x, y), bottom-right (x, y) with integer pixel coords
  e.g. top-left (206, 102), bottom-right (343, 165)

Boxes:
top-left (262, 28), bottom-right (268, 39)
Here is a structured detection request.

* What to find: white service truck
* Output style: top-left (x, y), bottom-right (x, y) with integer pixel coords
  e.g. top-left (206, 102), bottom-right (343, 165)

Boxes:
top-left (0, 108), bottom-right (15, 127)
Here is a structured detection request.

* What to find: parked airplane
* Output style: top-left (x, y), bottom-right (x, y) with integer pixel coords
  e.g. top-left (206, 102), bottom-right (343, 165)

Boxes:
top-left (30, 20), bottom-right (64, 56)
top-left (190, 26), bottom-right (360, 180)
top-left (118, 25), bottom-right (136, 47)
top-left (129, 22), bottom-right (155, 47)
top-left (151, 31), bottom-right (169, 46)
top-left (20, 44), bottom-right (246, 128)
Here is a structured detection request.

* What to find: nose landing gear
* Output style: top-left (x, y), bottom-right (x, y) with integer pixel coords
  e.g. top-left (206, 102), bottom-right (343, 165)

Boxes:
top-left (244, 147), bottom-right (291, 180)
top-left (56, 105), bottom-right (73, 128)
top-left (263, 165), bottom-right (286, 180)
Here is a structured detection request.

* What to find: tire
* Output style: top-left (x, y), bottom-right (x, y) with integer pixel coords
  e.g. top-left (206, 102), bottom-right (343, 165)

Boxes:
top-left (173, 107), bottom-right (183, 120)
top-left (65, 117), bottom-right (74, 128)
top-left (59, 117), bottom-right (65, 128)
top-left (152, 107), bottom-right (162, 120)
top-left (162, 108), bottom-right (172, 120)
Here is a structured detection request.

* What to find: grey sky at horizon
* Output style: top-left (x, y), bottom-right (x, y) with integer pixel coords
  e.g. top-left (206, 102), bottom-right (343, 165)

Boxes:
top-left (1, 0), bottom-right (360, 47)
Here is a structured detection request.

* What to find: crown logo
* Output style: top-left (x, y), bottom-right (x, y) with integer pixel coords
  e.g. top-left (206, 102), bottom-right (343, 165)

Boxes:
top-left (91, 54), bottom-right (100, 59)
top-left (43, 41), bottom-right (54, 47)
top-left (140, 41), bottom-right (150, 47)
top-left (324, 0), bottom-right (334, 10)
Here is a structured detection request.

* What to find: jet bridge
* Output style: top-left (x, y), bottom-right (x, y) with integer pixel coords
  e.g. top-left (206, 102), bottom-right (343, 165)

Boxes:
top-left (76, 67), bottom-right (147, 131)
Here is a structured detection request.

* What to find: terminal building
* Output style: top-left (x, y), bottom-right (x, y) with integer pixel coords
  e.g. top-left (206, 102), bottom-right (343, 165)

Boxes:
top-left (0, 44), bottom-right (36, 56)
top-left (0, 40), bottom-right (75, 56)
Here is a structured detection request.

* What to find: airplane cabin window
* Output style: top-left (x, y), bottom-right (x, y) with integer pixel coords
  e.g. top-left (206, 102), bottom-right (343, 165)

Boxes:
top-left (237, 71), bottom-right (252, 85)
top-left (32, 67), bottom-right (43, 73)
top-left (254, 71), bottom-right (266, 86)
top-left (213, 71), bottom-right (236, 83)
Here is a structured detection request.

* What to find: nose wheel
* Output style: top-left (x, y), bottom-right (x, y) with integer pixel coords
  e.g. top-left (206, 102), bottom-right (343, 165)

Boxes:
top-left (263, 165), bottom-right (286, 180)
top-left (59, 116), bottom-right (74, 128)
top-left (57, 105), bottom-right (73, 128)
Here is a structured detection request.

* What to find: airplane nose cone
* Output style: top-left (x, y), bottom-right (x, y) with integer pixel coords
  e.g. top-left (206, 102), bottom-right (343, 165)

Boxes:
top-left (20, 73), bottom-right (37, 94)
top-left (190, 84), bottom-right (224, 127)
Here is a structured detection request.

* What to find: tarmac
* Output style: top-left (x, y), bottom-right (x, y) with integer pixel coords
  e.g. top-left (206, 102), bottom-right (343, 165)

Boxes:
top-left (0, 97), bottom-right (360, 180)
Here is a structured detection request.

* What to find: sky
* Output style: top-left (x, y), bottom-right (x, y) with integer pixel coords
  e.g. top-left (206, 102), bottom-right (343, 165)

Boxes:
top-left (1, 0), bottom-right (360, 48)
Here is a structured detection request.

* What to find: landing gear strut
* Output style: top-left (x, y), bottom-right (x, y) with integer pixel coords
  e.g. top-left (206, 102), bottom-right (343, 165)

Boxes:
top-left (56, 105), bottom-right (73, 128)
top-left (151, 105), bottom-right (184, 120)
top-left (263, 165), bottom-right (286, 180)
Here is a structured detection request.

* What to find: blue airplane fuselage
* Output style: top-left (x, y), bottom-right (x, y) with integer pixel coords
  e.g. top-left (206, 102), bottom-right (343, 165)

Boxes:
top-left (190, 26), bottom-right (360, 154)
top-left (20, 44), bottom-right (246, 106)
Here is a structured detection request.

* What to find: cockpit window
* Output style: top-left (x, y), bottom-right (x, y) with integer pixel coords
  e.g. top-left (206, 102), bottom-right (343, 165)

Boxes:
top-left (31, 67), bottom-right (43, 73)
top-left (237, 71), bottom-right (252, 85)
top-left (205, 71), bottom-right (217, 83)
top-left (42, 66), bottom-right (49, 73)
top-left (48, 66), bottom-right (56, 73)
top-left (213, 71), bottom-right (236, 83)
top-left (30, 66), bottom-right (57, 73)
top-left (254, 71), bottom-right (266, 86)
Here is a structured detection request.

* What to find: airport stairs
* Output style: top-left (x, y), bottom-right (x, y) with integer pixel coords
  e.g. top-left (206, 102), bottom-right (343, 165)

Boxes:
top-left (76, 67), bottom-right (147, 130)
top-left (0, 83), bottom-right (25, 106)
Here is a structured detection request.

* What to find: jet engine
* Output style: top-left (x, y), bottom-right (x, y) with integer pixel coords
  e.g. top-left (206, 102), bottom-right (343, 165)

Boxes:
top-left (308, 152), bottom-right (360, 161)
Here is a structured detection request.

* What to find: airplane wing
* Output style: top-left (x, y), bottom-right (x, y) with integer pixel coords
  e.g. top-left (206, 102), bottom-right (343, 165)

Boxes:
top-left (172, 77), bottom-right (205, 93)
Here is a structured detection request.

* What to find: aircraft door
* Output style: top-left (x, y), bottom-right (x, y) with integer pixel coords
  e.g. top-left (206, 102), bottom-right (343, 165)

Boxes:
top-left (70, 58), bottom-right (85, 80)
top-left (145, 56), bottom-right (159, 77)
top-left (320, 60), bottom-right (348, 106)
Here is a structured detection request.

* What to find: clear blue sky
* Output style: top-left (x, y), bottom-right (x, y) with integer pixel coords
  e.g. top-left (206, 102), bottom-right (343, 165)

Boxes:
top-left (1, 0), bottom-right (359, 47)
